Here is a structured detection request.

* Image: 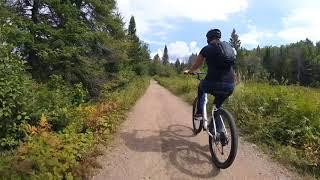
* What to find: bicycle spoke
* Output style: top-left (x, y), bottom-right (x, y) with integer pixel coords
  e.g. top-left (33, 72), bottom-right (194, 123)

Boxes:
top-left (211, 114), bottom-right (233, 163)
top-left (208, 109), bottom-right (238, 169)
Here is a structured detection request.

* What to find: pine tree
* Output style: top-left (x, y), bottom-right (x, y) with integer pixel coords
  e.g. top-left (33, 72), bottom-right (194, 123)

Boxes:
top-left (162, 45), bottom-right (169, 65)
top-left (128, 16), bottom-right (137, 37)
top-left (127, 16), bottom-right (150, 63)
top-left (229, 28), bottom-right (241, 51)
top-left (304, 38), bottom-right (313, 46)
top-left (316, 41), bottom-right (320, 48)
top-left (175, 58), bottom-right (181, 69)
top-left (256, 45), bottom-right (261, 57)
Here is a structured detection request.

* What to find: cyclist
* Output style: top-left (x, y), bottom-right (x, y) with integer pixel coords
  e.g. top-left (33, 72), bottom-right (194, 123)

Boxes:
top-left (184, 29), bottom-right (236, 140)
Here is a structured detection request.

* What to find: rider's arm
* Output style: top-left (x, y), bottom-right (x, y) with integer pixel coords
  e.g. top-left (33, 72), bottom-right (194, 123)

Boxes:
top-left (189, 54), bottom-right (205, 73)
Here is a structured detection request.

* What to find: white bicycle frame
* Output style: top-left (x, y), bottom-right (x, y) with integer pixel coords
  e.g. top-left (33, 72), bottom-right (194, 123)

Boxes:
top-left (202, 93), bottom-right (228, 140)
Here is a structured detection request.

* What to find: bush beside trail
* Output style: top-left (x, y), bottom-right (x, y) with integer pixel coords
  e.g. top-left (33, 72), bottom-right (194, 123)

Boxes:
top-left (0, 53), bottom-right (150, 179)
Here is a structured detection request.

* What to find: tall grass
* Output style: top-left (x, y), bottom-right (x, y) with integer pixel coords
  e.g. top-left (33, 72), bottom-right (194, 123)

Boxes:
top-left (155, 76), bottom-right (320, 178)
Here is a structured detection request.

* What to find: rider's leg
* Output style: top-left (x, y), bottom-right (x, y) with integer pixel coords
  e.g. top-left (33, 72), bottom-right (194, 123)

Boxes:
top-left (212, 82), bottom-right (235, 133)
top-left (214, 95), bottom-right (229, 132)
top-left (196, 81), bottom-right (206, 116)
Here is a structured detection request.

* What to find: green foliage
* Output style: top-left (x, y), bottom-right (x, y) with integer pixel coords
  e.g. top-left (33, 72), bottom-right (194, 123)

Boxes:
top-left (236, 53), bottom-right (266, 80)
top-left (0, 77), bottom-right (150, 179)
top-left (0, 0), bottom-right (150, 98)
top-left (0, 46), bottom-right (33, 150)
top-left (156, 76), bottom-right (320, 178)
top-left (149, 61), bottom-right (177, 77)
top-left (237, 40), bottom-right (320, 87)
top-left (0, 0), bottom-right (152, 178)
top-left (227, 83), bottom-right (320, 176)
top-left (31, 75), bottom-right (89, 132)
top-left (0, 50), bottom-right (90, 150)
top-left (134, 62), bottom-right (150, 76)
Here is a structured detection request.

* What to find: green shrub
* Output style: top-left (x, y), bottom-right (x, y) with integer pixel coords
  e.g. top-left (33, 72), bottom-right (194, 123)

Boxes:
top-left (0, 50), bottom-right (33, 150)
top-left (149, 62), bottom-right (176, 77)
top-left (227, 83), bottom-right (320, 175)
top-left (29, 75), bottom-right (89, 132)
top-left (0, 76), bottom-right (150, 179)
top-left (134, 62), bottom-right (149, 76)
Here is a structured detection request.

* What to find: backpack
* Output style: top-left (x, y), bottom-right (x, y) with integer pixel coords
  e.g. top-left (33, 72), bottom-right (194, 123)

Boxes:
top-left (214, 41), bottom-right (236, 69)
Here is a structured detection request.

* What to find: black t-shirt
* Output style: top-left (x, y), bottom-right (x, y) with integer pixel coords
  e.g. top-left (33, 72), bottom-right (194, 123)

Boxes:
top-left (199, 43), bottom-right (235, 83)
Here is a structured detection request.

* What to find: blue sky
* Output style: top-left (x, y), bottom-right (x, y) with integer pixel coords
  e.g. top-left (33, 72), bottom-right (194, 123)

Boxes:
top-left (117, 0), bottom-right (320, 62)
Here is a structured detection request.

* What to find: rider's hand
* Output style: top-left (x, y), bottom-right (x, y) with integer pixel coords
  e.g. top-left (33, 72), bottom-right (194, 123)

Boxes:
top-left (183, 70), bottom-right (190, 74)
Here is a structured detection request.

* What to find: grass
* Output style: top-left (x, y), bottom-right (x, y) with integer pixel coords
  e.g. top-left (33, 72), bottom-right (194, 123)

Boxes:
top-left (0, 77), bottom-right (150, 179)
top-left (155, 75), bottom-right (320, 179)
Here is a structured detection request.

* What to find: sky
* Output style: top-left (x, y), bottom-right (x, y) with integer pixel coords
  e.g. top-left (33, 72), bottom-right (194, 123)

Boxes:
top-left (116, 0), bottom-right (320, 62)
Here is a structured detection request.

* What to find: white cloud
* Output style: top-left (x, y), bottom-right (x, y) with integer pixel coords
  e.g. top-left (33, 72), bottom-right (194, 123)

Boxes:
top-left (144, 39), bottom-right (165, 46)
top-left (241, 25), bottom-right (273, 47)
top-left (278, 5), bottom-right (320, 42)
top-left (117, 0), bottom-right (249, 36)
top-left (151, 41), bottom-right (200, 62)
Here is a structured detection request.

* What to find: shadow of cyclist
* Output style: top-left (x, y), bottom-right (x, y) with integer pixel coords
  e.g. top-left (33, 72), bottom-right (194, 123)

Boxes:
top-left (120, 124), bottom-right (220, 179)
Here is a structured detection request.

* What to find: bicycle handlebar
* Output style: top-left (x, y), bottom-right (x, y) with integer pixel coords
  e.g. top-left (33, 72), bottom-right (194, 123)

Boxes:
top-left (184, 72), bottom-right (206, 80)
top-left (189, 72), bottom-right (206, 75)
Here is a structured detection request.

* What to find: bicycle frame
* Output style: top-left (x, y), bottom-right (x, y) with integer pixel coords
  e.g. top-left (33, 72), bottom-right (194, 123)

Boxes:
top-left (190, 72), bottom-right (229, 140)
top-left (202, 93), bottom-right (228, 141)
top-left (202, 93), bottom-right (215, 138)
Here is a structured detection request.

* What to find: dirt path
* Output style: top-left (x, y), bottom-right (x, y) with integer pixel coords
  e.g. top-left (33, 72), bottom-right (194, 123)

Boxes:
top-left (93, 80), bottom-right (300, 180)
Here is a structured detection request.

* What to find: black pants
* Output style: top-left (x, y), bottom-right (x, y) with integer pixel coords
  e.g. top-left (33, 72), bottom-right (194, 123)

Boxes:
top-left (197, 80), bottom-right (234, 114)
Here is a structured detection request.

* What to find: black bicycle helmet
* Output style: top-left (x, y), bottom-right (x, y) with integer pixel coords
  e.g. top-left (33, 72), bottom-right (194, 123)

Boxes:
top-left (206, 29), bottom-right (221, 39)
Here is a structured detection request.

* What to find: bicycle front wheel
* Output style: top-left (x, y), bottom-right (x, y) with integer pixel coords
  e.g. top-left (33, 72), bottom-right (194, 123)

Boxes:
top-left (192, 98), bottom-right (203, 134)
top-left (209, 108), bottom-right (238, 169)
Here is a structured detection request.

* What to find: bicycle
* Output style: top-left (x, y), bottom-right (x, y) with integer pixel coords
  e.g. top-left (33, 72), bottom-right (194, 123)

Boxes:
top-left (189, 72), bottom-right (238, 169)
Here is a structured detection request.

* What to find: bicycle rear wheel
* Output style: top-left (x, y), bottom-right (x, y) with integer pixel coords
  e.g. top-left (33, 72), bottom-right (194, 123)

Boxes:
top-left (192, 98), bottom-right (203, 134)
top-left (209, 108), bottom-right (238, 169)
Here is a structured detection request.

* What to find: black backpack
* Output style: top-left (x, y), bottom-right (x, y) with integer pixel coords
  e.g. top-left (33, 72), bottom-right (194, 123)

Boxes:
top-left (214, 41), bottom-right (236, 69)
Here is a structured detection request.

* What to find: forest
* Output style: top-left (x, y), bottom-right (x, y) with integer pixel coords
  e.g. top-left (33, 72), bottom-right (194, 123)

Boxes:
top-left (0, 0), bottom-right (151, 178)
top-left (1, 0), bottom-right (320, 178)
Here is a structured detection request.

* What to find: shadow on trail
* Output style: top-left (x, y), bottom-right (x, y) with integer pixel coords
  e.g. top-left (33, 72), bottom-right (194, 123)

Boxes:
top-left (120, 124), bottom-right (220, 179)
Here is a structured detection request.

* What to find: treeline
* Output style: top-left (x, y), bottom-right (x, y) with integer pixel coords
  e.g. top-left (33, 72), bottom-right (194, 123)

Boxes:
top-left (238, 40), bottom-right (320, 87)
top-left (149, 46), bottom-right (196, 76)
top-left (229, 29), bottom-right (320, 87)
top-left (153, 29), bottom-right (320, 88)
top-left (0, 0), bottom-right (150, 97)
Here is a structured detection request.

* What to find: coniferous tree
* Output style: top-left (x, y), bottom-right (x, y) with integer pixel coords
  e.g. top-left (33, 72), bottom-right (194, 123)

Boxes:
top-left (128, 16), bottom-right (137, 37)
top-left (229, 28), bottom-right (241, 51)
top-left (175, 58), bottom-right (181, 71)
top-left (316, 41), bottom-right (320, 48)
top-left (162, 45), bottom-right (169, 65)
top-left (127, 16), bottom-right (150, 63)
